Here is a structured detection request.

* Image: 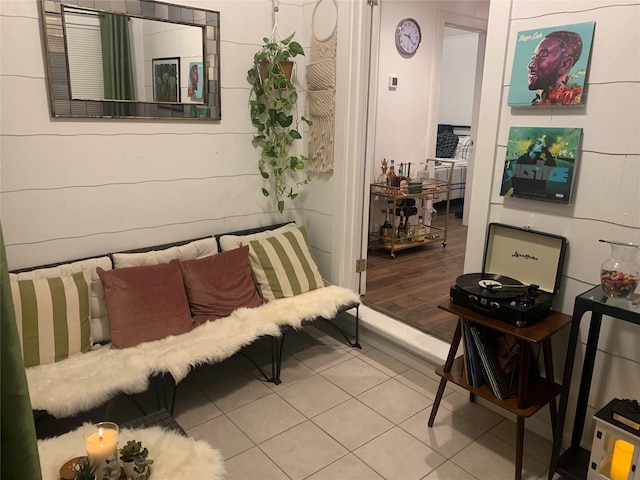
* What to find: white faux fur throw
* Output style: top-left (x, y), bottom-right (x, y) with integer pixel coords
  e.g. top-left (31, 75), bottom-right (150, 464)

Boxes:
top-left (38, 424), bottom-right (226, 480)
top-left (27, 285), bottom-right (359, 418)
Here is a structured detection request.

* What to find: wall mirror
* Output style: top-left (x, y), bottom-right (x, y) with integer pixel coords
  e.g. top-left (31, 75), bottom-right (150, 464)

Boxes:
top-left (40, 0), bottom-right (221, 120)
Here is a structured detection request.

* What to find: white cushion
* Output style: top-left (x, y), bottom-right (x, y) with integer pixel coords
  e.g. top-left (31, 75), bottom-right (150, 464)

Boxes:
top-left (218, 223), bottom-right (297, 252)
top-left (112, 237), bottom-right (218, 268)
top-left (10, 256), bottom-right (112, 344)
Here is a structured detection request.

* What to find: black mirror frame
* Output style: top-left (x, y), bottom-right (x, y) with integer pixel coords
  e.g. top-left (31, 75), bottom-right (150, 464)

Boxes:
top-left (40, 0), bottom-right (221, 120)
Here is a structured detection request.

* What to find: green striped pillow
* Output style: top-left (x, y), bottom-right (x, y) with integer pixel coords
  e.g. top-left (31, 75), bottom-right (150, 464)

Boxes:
top-left (10, 271), bottom-right (91, 367)
top-left (246, 226), bottom-right (325, 299)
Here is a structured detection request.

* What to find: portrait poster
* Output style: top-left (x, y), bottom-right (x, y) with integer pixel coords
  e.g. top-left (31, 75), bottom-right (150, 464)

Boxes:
top-left (507, 22), bottom-right (595, 107)
top-left (187, 61), bottom-right (204, 100)
top-left (152, 57), bottom-right (180, 102)
top-left (499, 126), bottom-right (583, 204)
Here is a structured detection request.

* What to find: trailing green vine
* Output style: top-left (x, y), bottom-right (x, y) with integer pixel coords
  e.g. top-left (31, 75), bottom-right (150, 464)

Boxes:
top-left (248, 32), bottom-right (311, 214)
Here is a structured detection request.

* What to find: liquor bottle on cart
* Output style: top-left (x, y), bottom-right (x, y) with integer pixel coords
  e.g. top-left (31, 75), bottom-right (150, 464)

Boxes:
top-left (414, 215), bottom-right (426, 242)
top-left (379, 209), bottom-right (393, 244)
top-left (387, 160), bottom-right (398, 187)
top-left (397, 217), bottom-right (406, 239)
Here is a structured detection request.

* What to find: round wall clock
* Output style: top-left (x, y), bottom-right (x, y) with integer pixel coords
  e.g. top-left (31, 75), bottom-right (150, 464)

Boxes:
top-left (395, 18), bottom-right (421, 56)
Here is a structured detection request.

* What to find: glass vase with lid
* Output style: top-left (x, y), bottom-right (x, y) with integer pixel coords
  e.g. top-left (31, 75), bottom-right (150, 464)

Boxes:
top-left (599, 239), bottom-right (640, 298)
top-left (376, 159), bottom-right (388, 185)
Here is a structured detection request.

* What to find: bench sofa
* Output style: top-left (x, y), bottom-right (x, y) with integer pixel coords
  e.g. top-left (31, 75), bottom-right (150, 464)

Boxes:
top-left (9, 223), bottom-right (360, 422)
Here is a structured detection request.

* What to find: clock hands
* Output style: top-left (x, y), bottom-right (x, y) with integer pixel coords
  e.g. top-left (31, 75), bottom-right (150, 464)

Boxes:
top-left (403, 33), bottom-right (416, 46)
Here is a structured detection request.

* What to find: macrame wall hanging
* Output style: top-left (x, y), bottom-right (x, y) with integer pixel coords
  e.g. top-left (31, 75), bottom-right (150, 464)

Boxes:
top-left (307, 0), bottom-right (338, 175)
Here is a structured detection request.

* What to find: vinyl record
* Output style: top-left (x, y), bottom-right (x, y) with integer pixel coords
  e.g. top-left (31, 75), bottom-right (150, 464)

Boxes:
top-left (455, 273), bottom-right (524, 299)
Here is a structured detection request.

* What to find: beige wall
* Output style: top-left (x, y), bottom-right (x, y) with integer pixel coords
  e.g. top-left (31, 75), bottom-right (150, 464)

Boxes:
top-left (372, 0), bottom-right (490, 174)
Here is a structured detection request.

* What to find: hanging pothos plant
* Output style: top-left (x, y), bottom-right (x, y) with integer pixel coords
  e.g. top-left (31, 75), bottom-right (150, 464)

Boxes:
top-left (248, 32), bottom-right (311, 214)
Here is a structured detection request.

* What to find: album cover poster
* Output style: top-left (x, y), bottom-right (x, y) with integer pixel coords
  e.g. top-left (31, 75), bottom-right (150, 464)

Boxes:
top-left (507, 22), bottom-right (595, 107)
top-left (500, 126), bottom-right (583, 204)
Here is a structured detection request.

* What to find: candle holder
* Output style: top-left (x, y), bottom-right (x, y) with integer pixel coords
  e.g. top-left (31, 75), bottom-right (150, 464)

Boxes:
top-left (588, 398), bottom-right (640, 480)
top-left (83, 422), bottom-right (119, 478)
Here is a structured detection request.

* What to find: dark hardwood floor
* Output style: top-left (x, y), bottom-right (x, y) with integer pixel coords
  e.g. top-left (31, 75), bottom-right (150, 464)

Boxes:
top-left (362, 200), bottom-right (468, 344)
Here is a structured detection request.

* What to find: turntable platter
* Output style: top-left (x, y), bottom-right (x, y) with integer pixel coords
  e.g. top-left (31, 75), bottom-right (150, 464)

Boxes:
top-left (455, 273), bottom-right (524, 299)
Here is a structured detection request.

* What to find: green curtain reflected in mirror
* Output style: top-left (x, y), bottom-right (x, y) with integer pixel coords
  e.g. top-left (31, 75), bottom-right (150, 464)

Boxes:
top-left (100, 13), bottom-right (135, 116)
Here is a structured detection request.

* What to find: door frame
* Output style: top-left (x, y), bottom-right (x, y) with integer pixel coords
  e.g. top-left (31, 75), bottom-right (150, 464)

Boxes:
top-left (355, 0), bottom-right (381, 295)
top-left (350, 7), bottom-right (487, 296)
top-left (433, 12), bottom-right (488, 226)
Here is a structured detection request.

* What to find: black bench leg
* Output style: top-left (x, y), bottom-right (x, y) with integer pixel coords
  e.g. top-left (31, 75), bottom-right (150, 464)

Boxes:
top-left (353, 305), bottom-right (361, 348)
top-left (270, 333), bottom-right (285, 385)
top-left (151, 374), bottom-right (178, 415)
top-left (168, 376), bottom-right (178, 416)
top-left (321, 304), bottom-right (362, 349)
top-left (239, 334), bottom-right (285, 385)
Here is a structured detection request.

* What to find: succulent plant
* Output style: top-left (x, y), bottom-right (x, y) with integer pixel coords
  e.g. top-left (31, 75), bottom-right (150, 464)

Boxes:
top-left (101, 455), bottom-right (121, 480)
top-left (119, 440), bottom-right (144, 463)
top-left (71, 456), bottom-right (97, 480)
top-left (120, 440), bottom-right (153, 477)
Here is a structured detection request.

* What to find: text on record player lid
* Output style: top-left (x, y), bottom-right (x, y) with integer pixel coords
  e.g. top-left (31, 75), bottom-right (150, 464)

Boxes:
top-left (482, 223), bottom-right (567, 294)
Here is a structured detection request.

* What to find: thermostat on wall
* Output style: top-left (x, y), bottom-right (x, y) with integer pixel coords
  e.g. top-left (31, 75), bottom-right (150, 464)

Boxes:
top-left (389, 76), bottom-right (398, 89)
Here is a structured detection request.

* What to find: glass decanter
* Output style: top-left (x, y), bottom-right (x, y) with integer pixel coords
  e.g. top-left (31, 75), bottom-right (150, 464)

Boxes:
top-left (376, 159), bottom-right (388, 185)
top-left (599, 239), bottom-right (640, 298)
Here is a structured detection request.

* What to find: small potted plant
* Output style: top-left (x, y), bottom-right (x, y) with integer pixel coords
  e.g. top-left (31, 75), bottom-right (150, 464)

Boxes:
top-left (119, 440), bottom-right (153, 479)
top-left (101, 455), bottom-right (122, 480)
top-left (71, 457), bottom-right (98, 480)
top-left (247, 32), bottom-right (312, 214)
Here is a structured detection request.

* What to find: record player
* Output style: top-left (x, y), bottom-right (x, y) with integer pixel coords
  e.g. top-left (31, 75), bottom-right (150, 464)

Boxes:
top-left (450, 223), bottom-right (567, 326)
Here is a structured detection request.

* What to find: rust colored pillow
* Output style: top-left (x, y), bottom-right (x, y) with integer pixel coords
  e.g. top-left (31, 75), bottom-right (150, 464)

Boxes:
top-left (176, 245), bottom-right (264, 324)
top-left (97, 263), bottom-right (194, 349)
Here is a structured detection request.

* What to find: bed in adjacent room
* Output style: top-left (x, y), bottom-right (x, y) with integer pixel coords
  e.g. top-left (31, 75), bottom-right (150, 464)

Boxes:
top-left (433, 125), bottom-right (471, 203)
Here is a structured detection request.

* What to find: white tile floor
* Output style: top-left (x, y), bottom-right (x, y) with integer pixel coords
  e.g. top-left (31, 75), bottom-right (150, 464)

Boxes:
top-left (170, 323), bottom-right (555, 480)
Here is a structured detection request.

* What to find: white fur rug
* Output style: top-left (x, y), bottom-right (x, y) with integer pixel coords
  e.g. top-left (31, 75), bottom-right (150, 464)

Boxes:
top-left (27, 285), bottom-right (360, 418)
top-left (38, 424), bottom-right (226, 480)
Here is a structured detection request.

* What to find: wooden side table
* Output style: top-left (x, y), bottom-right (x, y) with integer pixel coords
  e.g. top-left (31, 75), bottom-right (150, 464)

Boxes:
top-left (428, 302), bottom-right (572, 480)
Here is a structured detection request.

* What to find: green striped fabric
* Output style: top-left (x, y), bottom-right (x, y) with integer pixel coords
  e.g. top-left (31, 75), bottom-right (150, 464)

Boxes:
top-left (247, 226), bottom-right (325, 299)
top-left (10, 271), bottom-right (91, 367)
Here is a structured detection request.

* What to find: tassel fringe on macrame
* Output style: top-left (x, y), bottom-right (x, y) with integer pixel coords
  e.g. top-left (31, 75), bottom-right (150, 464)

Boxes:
top-left (307, 0), bottom-right (338, 174)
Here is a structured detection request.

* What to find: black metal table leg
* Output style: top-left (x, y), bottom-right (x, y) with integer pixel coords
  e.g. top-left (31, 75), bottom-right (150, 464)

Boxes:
top-left (570, 311), bottom-right (602, 448)
top-left (548, 299), bottom-right (590, 480)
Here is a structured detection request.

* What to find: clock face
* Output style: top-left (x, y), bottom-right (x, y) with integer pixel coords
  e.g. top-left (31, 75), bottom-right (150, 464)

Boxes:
top-left (396, 18), bottom-right (421, 56)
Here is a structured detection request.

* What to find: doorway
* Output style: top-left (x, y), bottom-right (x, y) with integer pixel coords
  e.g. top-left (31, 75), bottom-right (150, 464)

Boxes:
top-left (361, 9), bottom-right (487, 344)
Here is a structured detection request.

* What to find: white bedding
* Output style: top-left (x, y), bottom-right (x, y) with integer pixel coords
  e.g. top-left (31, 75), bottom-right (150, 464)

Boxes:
top-left (433, 135), bottom-right (470, 202)
top-left (434, 158), bottom-right (467, 202)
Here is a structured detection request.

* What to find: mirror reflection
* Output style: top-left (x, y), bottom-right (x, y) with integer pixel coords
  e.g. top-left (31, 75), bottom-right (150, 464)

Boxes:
top-left (64, 6), bottom-right (205, 104)
top-left (40, 0), bottom-right (221, 120)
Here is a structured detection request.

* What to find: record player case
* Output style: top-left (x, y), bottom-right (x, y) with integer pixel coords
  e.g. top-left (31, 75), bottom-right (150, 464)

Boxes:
top-left (450, 223), bottom-right (567, 326)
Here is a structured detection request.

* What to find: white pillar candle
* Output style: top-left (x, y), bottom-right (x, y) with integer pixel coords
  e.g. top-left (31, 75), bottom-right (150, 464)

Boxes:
top-left (83, 422), bottom-right (119, 476)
